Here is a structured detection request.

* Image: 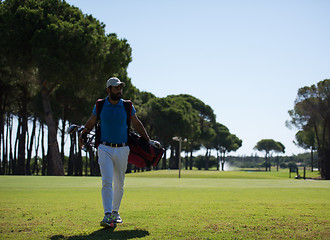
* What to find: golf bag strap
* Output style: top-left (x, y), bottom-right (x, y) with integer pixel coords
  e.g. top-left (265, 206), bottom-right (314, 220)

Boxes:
top-left (96, 98), bottom-right (106, 121)
top-left (123, 100), bottom-right (133, 136)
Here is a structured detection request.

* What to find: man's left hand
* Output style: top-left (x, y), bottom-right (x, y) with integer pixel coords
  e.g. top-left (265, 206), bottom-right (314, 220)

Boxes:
top-left (149, 140), bottom-right (161, 149)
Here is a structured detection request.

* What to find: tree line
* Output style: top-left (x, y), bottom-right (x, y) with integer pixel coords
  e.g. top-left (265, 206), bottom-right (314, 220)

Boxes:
top-left (1, 1), bottom-right (328, 179)
top-left (226, 152), bottom-right (317, 171)
top-left (0, 0), bottom-right (242, 176)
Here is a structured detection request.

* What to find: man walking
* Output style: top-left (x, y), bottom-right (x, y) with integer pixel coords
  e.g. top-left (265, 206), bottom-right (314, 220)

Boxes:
top-left (80, 77), bottom-right (159, 227)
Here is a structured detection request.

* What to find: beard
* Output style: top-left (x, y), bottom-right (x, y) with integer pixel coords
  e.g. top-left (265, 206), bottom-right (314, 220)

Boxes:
top-left (110, 91), bottom-right (122, 101)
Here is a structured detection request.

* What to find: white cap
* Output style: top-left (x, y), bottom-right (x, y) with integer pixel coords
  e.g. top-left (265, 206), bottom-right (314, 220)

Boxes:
top-left (106, 77), bottom-right (126, 88)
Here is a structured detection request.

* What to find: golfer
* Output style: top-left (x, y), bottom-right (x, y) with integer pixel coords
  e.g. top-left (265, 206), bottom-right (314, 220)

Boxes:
top-left (80, 77), bottom-right (159, 227)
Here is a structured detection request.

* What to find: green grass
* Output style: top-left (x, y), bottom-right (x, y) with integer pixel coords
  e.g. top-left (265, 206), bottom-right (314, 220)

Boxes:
top-left (127, 169), bottom-right (321, 179)
top-left (0, 170), bottom-right (329, 239)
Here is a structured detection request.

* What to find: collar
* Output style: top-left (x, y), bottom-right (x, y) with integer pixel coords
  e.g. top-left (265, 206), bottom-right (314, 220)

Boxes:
top-left (105, 97), bottom-right (124, 107)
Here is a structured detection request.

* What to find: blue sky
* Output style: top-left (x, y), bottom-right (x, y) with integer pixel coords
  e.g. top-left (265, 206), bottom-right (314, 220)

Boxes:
top-left (66, 0), bottom-right (330, 156)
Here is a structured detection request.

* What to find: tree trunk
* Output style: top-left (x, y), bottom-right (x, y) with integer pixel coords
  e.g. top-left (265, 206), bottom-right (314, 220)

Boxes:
top-left (95, 152), bottom-right (100, 176)
top-left (17, 111), bottom-right (27, 175)
top-left (1, 123), bottom-right (5, 175)
top-left (221, 151), bottom-right (226, 171)
top-left (60, 119), bottom-right (65, 165)
top-left (0, 91), bottom-right (7, 175)
top-left (189, 151), bottom-right (193, 170)
top-left (169, 144), bottom-right (175, 169)
top-left (2, 118), bottom-right (8, 174)
top-left (319, 118), bottom-right (330, 179)
top-left (126, 163), bottom-right (132, 174)
top-left (324, 149), bottom-right (330, 180)
top-left (32, 125), bottom-right (41, 175)
top-left (311, 148), bottom-right (314, 172)
top-left (205, 148), bottom-right (209, 170)
top-left (8, 115), bottom-right (13, 175)
top-left (41, 122), bottom-right (47, 176)
top-left (320, 149), bottom-right (330, 180)
top-left (13, 118), bottom-right (20, 175)
top-left (77, 148), bottom-right (82, 176)
top-left (26, 117), bottom-right (36, 175)
top-left (0, 125), bottom-right (2, 175)
top-left (216, 150), bottom-right (219, 171)
top-left (40, 80), bottom-right (64, 176)
top-left (68, 131), bottom-right (75, 176)
top-left (162, 147), bottom-right (167, 169)
top-left (84, 152), bottom-right (88, 176)
top-left (89, 149), bottom-right (95, 175)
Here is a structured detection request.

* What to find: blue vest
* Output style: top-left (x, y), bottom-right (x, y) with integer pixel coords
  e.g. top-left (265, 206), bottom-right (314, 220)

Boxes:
top-left (92, 98), bottom-right (136, 144)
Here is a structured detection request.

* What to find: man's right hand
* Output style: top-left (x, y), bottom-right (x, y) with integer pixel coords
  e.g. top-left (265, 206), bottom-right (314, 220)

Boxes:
top-left (78, 128), bottom-right (89, 149)
top-left (79, 114), bottom-right (97, 149)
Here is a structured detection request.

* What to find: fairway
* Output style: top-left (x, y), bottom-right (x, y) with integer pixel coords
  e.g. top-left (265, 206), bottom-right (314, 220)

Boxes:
top-left (0, 171), bottom-right (329, 239)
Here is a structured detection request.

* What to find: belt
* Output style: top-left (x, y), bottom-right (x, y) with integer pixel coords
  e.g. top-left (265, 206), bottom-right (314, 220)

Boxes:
top-left (101, 142), bottom-right (127, 148)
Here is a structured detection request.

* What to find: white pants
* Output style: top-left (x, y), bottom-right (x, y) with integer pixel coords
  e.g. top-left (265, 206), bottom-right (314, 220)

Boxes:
top-left (98, 144), bottom-right (130, 214)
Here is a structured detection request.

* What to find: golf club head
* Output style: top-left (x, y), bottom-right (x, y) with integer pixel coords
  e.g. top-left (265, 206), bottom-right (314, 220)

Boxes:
top-left (67, 124), bottom-right (80, 134)
top-left (77, 126), bottom-right (85, 132)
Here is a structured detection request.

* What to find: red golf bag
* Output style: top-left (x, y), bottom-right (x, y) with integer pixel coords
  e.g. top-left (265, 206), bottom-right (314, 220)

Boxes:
top-left (127, 131), bottom-right (164, 168)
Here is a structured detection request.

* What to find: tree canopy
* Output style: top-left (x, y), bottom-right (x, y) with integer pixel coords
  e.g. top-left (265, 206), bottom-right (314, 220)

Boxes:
top-left (0, 0), bottom-right (133, 175)
top-left (254, 139), bottom-right (285, 171)
top-left (0, 0), bottom-right (242, 175)
top-left (288, 79), bottom-right (330, 179)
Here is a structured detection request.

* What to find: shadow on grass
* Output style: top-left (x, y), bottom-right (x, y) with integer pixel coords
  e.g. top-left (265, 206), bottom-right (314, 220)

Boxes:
top-left (51, 228), bottom-right (150, 240)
